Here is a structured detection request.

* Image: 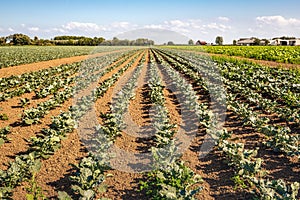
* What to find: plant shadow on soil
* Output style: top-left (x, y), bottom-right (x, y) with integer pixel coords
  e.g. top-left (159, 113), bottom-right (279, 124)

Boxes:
top-left (192, 106), bottom-right (299, 199)
top-left (47, 146), bottom-right (88, 199)
top-left (199, 151), bottom-right (253, 200)
top-left (114, 176), bottom-right (149, 200)
top-left (47, 167), bottom-right (79, 199)
top-left (225, 109), bottom-right (300, 184)
top-left (134, 84), bottom-right (155, 153)
top-left (190, 126), bottom-right (254, 199)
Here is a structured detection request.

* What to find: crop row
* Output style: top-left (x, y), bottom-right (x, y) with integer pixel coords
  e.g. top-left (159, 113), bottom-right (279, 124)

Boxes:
top-left (164, 46), bottom-right (300, 64)
top-left (157, 48), bottom-right (300, 158)
top-left (152, 48), bottom-right (299, 199)
top-left (158, 48), bottom-right (300, 109)
top-left (21, 50), bottom-right (141, 126)
top-left (0, 50), bottom-right (140, 147)
top-left (60, 52), bottom-right (147, 199)
top-left (158, 49), bottom-right (300, 125)
top-left (0, 46), bottom-right (132, 68)
top-left (0, 62), bottom-right (79, 93)
top-left (0, 49), bottom-right (146, 199)
top-left (139, 54), bottom-right (202, 199)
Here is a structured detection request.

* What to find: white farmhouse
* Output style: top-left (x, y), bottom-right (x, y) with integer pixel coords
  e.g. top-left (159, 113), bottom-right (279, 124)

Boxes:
top-left (270, 38), bottom-right (300, 46)
top-left (236, 38), bottom-right (255, 46)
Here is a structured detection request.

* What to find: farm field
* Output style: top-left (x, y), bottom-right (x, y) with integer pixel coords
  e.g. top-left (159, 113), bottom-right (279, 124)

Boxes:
top-left (164, 45), bottom-right (300, 65)
top-left (0, 46), bottom-right (132, 69)
top-left (0, 46), bottom-right (299, 200)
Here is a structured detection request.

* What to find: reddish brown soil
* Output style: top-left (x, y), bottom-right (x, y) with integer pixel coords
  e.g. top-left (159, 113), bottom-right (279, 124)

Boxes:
top-left (95, 50), bottom-right (149, 199)
top-left (0, 92), bottom-right (71, 170)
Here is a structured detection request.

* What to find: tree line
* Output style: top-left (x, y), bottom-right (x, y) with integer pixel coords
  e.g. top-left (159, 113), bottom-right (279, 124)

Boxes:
top-left (0, 34), bottom-right (154, 46)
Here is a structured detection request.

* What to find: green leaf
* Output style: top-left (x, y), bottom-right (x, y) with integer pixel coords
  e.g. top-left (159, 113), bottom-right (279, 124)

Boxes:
top-left (26, 194), bottom-right (34, 200)
top-left (0, 138), bottom-right (5, 146)
top-left (160, 185), bottom-right (177, 199)
top-left (97, 184), bottom-right (108, 194)
top-left (0, 113), bottom-right (8, 120)
top-left (82, 189), bottom-right (95, 199)
top-left (25, 119), bottom-right (35, 125)
top-left (57, 191), bottom-right (72, 200)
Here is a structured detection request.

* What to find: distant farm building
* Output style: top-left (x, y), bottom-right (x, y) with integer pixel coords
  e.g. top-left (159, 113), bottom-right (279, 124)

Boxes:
top-left (237, 37), bottom-right (300, 46)
top-left (270, 38), bottom-right (300, 46)
top-left (236, 38), bottom-right (256, 46)
top-left (196, 40), bottom-right (207, 45)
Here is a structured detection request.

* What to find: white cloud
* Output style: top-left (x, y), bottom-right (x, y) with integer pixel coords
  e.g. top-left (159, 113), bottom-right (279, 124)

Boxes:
top-left (164, 20), bottom-right (190, 27)
top-left (162, 20), bottom-right (190, 34)
top-left (172, 27), bottom-right (190, 33)
top-left (110, 22), bottom-right (138, 33)
top-left (62, 21), bottom-right (106, 32)
top-left (200, 31), bottom-right (208, 34)
top-left (143, 24), bottom-right (164, 29)
top-left (256, 15), bottom-right (300, 26)
top-left (138, 19), bottom-right (233, 42)
top-left (163, 19), bottom-right (204, 29)
top-left (3, 15), bottom-right (299, 45)
top-left (252, 15), bottom-right (300, 39)
top-left (28, 27), bottom-right (39, 31)
top-left (50, 28), bottom-right (67, 33)
top-left (142, 19), bottom-right (231, 36)
top-left (247, 28), bottom-right (254, 33)
top-left (2, 19), bottom-right (235, 43)
top-left (218, 17), bottom-right (230, 22)
top-left (203, 23), bottom-right (231, 32)
top-left (144, 19), bottom-right (202, 35)
top-left (111, 21), bottom-right (131, 29)
top-left (188, 19), bottom-right (202, 28)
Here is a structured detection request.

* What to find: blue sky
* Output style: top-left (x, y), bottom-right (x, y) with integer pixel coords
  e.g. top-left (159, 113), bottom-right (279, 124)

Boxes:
top-left (1, 0), bottom-right (300, 44)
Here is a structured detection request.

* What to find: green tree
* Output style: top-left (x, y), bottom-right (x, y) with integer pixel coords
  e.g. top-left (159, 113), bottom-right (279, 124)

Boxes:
top-left (188, 39), bottom-right (194, 45)
top-left (99, 37), bottom-right (154, 46)
top-left (135, 38), bottom-right (146, 46)
top-left (33, 36), bottom-right (39, 45)
top-left (215, 36), bottom-right (223, 45)
top-left (149, 40), bottom-right (154, 45)
top-left (261, 39), bottom-right (270, 46)
top-left (112, 37), bottom-right (119, 45)
top-left (253, 38), bottom-right (261, 45)
top-left (167, 41), bottom-right (174, 45)
top-left (100, 40), bottom-right (112, 46)
top-left (12, 34), bottom-right (31, 45)
top-left (93, 37), bottom-right (105, 45)
top-left (233, 40), bottom-right (237, 45)
top-left (0, 37), bottom-right (6, 45)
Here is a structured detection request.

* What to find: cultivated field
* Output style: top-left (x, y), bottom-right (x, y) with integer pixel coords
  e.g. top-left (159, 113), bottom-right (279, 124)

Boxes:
top-left (166, 46), bottom-right (300, 64)
top-left (0, 46), bottom-right (299, 200)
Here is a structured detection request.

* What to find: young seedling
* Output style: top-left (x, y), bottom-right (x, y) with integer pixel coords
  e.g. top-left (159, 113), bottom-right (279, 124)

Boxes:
top-left (0, 113), bottom-right (8, 120)
top-left (19, 98), bottom-right (31, 108)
